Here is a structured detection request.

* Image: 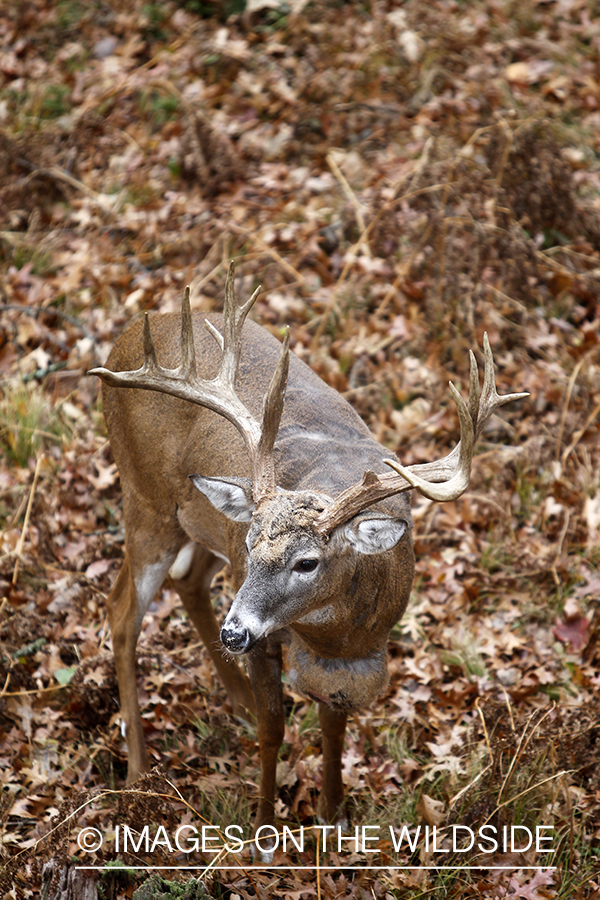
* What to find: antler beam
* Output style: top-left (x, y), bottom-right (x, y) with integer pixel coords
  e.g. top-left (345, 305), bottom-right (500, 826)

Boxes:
top-left (89, 262), bottom-right (290, 502)
top-left (313, 334), bottom-right (528, 534)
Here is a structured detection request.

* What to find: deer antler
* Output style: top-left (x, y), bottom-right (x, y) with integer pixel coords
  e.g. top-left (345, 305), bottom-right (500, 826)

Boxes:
top-left (89, 262), bottom-right (290, 502)
top-left (313, 334), bottom-right (528, 534)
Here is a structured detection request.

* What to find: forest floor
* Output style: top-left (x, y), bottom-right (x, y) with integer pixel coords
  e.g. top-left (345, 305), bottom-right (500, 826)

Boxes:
top-left (1, 0), bottom-right (600, 897)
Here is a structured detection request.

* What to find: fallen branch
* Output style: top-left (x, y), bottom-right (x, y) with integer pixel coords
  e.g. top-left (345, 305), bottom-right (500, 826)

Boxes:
top-left (12, 453), bottom-right (45, 585)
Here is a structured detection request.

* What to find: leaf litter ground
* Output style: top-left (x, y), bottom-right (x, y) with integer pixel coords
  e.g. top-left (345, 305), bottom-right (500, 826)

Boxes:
top-left (0, 1), bottom-right (600, 897)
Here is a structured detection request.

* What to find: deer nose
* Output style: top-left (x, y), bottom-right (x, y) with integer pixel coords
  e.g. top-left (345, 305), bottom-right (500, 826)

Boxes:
top-left (220, 619), bottom-right (251, 654)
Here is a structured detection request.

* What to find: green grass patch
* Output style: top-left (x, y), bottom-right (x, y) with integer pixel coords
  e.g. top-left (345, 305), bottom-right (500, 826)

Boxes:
top-left (40, 84), bottom-right (71, 119)
top-left (0, 381), bottom-right (68, 467)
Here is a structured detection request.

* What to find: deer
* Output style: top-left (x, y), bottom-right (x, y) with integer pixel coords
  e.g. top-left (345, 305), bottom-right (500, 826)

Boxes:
top-left (89, 263), bottom-right (527, 860)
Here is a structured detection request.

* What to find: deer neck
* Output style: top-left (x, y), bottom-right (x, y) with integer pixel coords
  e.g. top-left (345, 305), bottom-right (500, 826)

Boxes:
top-left (285, 546), bottom-right (411, 713)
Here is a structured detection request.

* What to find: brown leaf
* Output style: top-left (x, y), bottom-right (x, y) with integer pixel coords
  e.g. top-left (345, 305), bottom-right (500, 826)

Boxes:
top-left (553, 616), bottom-right (590, 651)
top-left (416, 793), bottom-right (445, 826)
top-left (84, 558), bottom-right (112, 580)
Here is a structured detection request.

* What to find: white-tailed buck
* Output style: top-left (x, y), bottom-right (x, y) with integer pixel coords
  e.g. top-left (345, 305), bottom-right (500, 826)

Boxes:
top-left (90, 264), bottom-right (526, 858)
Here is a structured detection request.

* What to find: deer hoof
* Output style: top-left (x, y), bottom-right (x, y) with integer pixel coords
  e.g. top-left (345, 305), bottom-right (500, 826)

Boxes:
top-left (317, 815), bottom-right (349, 831)
top-left (251, 842), bottom-right (275, 864)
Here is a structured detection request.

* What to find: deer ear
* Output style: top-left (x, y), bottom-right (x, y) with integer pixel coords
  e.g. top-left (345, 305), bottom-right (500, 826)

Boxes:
top-left (341, 516), bottom-right (407, 555)
top-left (189, 475), bottom-right (255, 522)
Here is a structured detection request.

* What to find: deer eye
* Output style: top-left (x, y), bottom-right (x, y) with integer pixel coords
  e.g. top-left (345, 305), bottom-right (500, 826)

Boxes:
top-left (293, 558), bottom-right (318, 573)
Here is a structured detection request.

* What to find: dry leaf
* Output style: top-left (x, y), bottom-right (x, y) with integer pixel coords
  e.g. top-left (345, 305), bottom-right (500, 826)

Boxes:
top-left (416, 793), bottom-right (445, 826)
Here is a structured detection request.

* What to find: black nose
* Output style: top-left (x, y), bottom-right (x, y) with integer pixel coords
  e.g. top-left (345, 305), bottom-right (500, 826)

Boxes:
top-left (220, 620), bottom-right (251, 654)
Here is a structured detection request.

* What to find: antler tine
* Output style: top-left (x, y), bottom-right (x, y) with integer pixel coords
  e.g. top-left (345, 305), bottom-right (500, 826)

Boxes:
top-left (204, 318), bottom-right (224, 351)
top-left (255, 327), bottom-right (290, 499)
top-left (179, 286), bottom-right (197, 380)
top-left (468, 349), bottom-right (480, 427)
top-left (141, 313), bottom-right (159, 373)
top-left (221, 261), bottom-right (260, 388)
top-left (313, 335), bottom-right (528, 534)
top-left (475, 333), bottom-right (529, 439)
top-left (89, 311), bottom-right (163, 389)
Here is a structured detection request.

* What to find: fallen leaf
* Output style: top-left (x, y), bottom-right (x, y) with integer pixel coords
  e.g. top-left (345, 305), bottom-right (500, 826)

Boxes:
top-left (85, 558), bottom-right (112, 580)
top-left (553, 616), bottom-right (590, 651)
top-left (416, 793), bottom-right (445, 826)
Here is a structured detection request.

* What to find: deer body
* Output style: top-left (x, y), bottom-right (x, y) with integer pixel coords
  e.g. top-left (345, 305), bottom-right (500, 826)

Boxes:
top-left (93, 266), bottom-right (526, 858)
top-left (101, 310), bottom-right (413, 842)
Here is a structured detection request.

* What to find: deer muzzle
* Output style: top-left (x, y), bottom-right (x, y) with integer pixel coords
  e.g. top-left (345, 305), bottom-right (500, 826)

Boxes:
top-left (220, 618), bottom-right (254, 654)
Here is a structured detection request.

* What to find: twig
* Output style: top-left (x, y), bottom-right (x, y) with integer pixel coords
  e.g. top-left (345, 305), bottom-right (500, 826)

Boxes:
top-left (316, 832), bottom-right (322, 900)
top-left (561, 400), bottom-right (600, 465)
top-left (467, 493), bottom-right (511, 519)
top-left (536, 248), bottom-right (587, 278)
top-left (0, 303), bottom-right (97, 344)
top-left (10, 158), bottom-right (115, 213)
top-left (373, 264), bottom-right (410, 321)
top-left (555, 348), bottom-right (598, 462)
top-left (0, 667), bottom-right (10, 696)
top-left (396, 135), bottom-right (434, 197)
top-left (161, 640), bottom-right (204, 657)
top-left (474, 698), bottom-right (493, 761)
top-left (550, 508), bottom-right (570, 587)
top-left (229, 223), bottom-right (308, 287)
top-left (39, 166), bottom-right (104, 201)
top-left (448, 763), bottom-right (492, 809)
top-left (0, 682), bottom-right (69, 698)
top-left (326, 152), bottom-right (371, 256)
top-left (12, 453), bottom-right (44, 585)
top-left (187, 260), bottom-right (230, 304)
top-left (2, 489), bottom-right (29, 538)
top-left (484, 283), bottom-right (529, 314)
top-left (309, 180), bottom-right (450, 348)
top-left (544, 245), bottom-right (600, 265)
top-left (253, 234), bottom-right (308, 287)
top-left (497, 705), bottom-right (556, 805)
top-left (502, 688), bottom-right (515, 731)
top-left (494, 770), bottom-right (573, 813)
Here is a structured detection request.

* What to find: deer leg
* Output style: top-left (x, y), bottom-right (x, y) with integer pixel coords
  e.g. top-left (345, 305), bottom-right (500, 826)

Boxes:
top-left (106, 541), bottom-right (173, 783)
top-left (317, 703), bottom-right (348, 825)
top-left (170, 543), bottom-right (255, 719)
top-left (246, 637), bottom-right (284, 860)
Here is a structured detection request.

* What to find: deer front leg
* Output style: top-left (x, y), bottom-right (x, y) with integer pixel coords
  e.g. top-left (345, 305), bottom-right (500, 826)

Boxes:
top-left (317, 703), bottom-right (348, 826)
top-left (171, 543), bottom-right (255, 719)
top-left (106, 556), bottom-right (152, 782)
top-left (246, 637), bottom-right (285, 861)
top-left (106, 538), bottom-right (174, 783)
